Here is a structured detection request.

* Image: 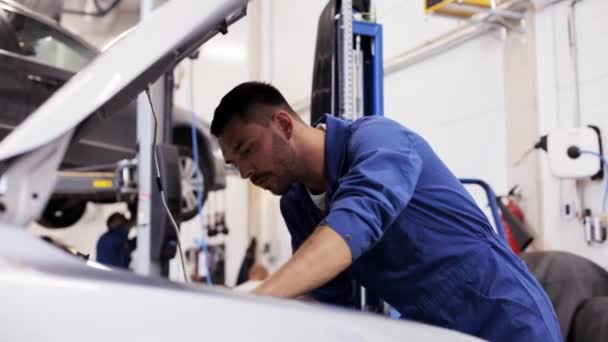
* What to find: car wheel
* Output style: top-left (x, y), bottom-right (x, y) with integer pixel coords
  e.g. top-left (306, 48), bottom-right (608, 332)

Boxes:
top-left (177, 146), bottom-right (209, 221)
top-left (38, 198), bottom-right (88, 229)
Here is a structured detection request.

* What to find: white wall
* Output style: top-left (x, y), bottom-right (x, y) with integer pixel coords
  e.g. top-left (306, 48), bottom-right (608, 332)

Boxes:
top-left (532, 0), bottom-right (608, 267)
top-left (264, 0), bottom-right (328, 103)
top-left (501, 10), bottom-right (545, 245)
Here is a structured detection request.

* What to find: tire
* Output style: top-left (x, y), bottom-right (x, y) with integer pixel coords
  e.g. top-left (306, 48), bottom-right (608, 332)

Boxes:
top-left (177, 145), bottom-right (210, 221)
top-left (38, 198), bottom-right (88, 229)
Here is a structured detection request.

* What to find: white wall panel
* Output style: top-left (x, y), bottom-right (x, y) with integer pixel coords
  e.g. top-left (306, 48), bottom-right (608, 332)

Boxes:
top-left (174, 18), bottom-right (250, 123)
top-left (534, 0), bottom-right (608, 268)
top-left (378, 1), bottom-right (458, 59)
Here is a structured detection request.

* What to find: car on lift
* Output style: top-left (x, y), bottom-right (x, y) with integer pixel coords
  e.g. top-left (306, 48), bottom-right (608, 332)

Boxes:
top-left (0, 0), bottom-right (226, 228)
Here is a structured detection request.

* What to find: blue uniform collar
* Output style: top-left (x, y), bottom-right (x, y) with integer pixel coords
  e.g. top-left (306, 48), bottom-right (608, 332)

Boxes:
top-left (314, 114), bottom-right (351, 196)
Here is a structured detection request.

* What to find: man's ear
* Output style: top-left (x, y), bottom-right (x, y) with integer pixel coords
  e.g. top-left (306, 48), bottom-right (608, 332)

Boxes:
top-left (273, 111), bottom-right (294, 139)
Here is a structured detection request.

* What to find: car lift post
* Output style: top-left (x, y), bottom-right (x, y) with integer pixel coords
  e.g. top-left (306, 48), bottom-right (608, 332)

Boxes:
top-left (135, 0), bottom-right (164, 277)
top-left (335, 0), bottom-right (385, 312)
top-left (136, 0), bottom-right (178, 278)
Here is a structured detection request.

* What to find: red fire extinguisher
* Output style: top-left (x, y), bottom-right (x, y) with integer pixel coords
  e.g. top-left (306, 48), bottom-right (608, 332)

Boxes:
top-left (498, 193), bottom-right (534, 254)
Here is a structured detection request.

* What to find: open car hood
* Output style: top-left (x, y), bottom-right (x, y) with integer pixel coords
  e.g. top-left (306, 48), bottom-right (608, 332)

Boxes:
top-left (0, 0), bottom-right (246, 161)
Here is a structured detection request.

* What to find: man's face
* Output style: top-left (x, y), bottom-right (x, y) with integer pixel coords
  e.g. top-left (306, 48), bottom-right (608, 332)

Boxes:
top-left (218, 112), bottom-right (296, 195)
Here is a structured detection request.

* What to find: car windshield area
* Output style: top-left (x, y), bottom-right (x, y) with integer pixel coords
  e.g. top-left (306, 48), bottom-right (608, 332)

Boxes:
top-left (1, 9), bottom-right (95, 72)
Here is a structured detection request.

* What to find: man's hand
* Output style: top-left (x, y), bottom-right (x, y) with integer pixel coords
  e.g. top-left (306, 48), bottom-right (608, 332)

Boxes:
top-left (253, 226), bottom-right (352, 298)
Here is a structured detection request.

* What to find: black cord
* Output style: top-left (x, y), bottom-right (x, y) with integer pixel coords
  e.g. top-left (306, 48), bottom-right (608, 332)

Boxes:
top-left (535, 135), bottom-right (548, 151)
top-left (145, 88), bottom-right (188, 283)
top-left (514, 135), bottom-right (547, 167)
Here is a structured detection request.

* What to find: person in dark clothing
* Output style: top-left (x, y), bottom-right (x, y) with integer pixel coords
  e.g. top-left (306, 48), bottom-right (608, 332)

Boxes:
top-left (96, 212), bottom-right (136, 269)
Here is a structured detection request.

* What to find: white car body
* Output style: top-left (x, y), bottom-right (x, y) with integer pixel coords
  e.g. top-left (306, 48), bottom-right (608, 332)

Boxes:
top-left (0, 0), bottom-right (481, 340)
top-left (0, 227), bottom-right (480, 341)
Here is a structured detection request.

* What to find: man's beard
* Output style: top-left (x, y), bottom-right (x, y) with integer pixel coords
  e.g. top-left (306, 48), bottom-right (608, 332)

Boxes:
top-left (268, 131), bottom-right (296, 195)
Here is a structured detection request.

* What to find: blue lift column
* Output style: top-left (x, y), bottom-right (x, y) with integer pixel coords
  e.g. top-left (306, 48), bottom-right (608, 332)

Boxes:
top-left (350, 18), bottom-right (387, 314)
top-left (353, 20), bottom-right (384, 117)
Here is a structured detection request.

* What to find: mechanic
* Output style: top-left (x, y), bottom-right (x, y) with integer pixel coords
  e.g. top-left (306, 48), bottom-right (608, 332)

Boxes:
top-left (96, 212), bottom-right (136, 269)
top-left (210, 82), bottom-right (562, 341)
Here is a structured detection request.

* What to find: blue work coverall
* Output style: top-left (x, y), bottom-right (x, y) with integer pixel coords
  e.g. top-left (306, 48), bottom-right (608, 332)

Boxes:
top-left (96, 227), bottom-right (135, 269)
top-left (280, 114), bottom-right (561, 341)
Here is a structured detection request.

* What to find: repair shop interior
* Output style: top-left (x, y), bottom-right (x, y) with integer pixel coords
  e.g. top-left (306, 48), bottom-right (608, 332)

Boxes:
top-left (1, 0), bottom-right (607, 340)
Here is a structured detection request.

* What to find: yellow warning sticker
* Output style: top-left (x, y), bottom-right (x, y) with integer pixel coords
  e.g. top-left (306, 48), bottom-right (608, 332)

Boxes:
top-left (93, 179), bottom-right (113, 188)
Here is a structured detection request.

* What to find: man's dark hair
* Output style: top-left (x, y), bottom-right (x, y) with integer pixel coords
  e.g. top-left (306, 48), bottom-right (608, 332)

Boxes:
top-left (211, 82), bottom-right (297, 137)
top-left (106, 213), bottom-right (127, 230)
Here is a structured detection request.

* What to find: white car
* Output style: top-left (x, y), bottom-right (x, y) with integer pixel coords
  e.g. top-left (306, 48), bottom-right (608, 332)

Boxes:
top-left (0, 0), bottom-right (480, 340)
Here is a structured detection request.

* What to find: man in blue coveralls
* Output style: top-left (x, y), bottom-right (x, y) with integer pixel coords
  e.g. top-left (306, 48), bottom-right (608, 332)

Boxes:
top-left (211, 82), bottom-right (561, 341)
top-left (96, 212), bottom-right (136, 269)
